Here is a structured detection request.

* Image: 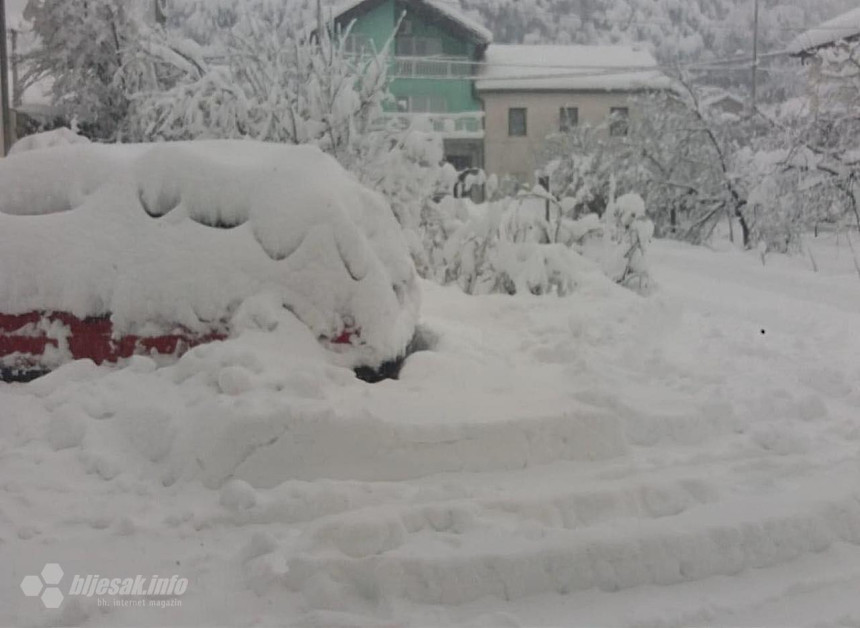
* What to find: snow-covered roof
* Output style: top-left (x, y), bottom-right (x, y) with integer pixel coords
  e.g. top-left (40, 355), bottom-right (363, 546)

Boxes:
top-left (788, 7), bottom-right (860, 55)
top-left (476, 44), bottom-right (670, 92)
top-left (420, 0), bottom-right (492, 44)
top-left (700, 89), bottom-right (746, 109)
top-left (328, 0), bottom-right (492, 45)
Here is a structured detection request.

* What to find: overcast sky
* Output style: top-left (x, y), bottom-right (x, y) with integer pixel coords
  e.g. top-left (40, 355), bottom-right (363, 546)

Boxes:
top-left (6, 0), bottom-right (28, 25)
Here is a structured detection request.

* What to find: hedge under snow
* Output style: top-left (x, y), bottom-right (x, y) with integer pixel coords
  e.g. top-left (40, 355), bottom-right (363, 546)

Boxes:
top-left (0, 139), bottom-right (420, 368)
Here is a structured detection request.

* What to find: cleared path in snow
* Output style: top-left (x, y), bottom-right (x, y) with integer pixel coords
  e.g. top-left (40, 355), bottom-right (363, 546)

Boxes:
top-left (2, 238), bottom-right (859, 627)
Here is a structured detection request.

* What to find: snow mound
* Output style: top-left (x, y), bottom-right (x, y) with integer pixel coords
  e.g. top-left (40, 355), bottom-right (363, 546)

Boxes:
top-left (0, 140), bottom-right (419, 368)
top-left (8, 127), bottom-right (91, 156)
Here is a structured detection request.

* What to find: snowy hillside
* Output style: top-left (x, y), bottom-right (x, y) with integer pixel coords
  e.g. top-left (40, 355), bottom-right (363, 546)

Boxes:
top-left (453, 0), bottom-right (858, 61)
top-left (3, 234), bottom-right (860, 626)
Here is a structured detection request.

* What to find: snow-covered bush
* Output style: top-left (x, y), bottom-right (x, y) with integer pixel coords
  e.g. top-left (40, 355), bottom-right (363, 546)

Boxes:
top-left (540, 123), bottom-right (640, 221)
top-left (348, 126), bottom-right (450, 274)
top-left (426, 186), bottom-right (652, 296)
top-left (601, 192), bottom-right (654, 290)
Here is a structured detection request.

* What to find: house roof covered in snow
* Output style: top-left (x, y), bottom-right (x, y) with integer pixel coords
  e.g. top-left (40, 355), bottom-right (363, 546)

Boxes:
top-left (475, 44), bottom-right (670, 92)
top-left (328, 0), bottom-right (492, 45)
top-left (787, 7), bottom-right (860, 55)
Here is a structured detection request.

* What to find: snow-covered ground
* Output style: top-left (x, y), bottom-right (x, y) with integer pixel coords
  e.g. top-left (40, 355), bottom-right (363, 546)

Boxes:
top-left (3, 234), bottom-right (860, 627)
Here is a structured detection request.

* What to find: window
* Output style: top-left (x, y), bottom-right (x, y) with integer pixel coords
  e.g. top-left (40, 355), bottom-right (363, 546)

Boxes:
top-left (560, 106), bottom-right (579, 132)
top-left (609, 107), bottom-right (630, 137)
top-left (508, 108), bottom-right (527, 137)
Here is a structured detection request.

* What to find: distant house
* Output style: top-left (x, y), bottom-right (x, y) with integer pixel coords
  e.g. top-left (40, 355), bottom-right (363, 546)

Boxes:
top-left (787, 8), bottom-right (860, 113)
top-left (328, 0), bottom-right (670, 185)
top-left (475, 45), bottom-right (670, 183)
top-left (787, 7), bottom-right (860, 58)
top-left (329, 0), bottom-right (491, 171)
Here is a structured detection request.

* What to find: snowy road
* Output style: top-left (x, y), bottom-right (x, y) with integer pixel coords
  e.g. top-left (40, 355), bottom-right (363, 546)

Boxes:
top-left (3, 238), bottom-right (860, 627)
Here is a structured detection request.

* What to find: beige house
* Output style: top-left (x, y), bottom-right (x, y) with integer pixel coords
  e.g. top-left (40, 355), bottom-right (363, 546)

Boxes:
top-left (787, 7), bottom-right (860, 114)
top-left (475, 44), bottom-right (670, 184)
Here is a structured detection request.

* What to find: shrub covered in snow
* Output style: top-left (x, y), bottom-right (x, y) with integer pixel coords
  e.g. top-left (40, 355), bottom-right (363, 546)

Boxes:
top-left (424, 186), bottom-right (652, 296)
top-left (601, 192), bottom-right (654, 290)
top-left (0, 141), bottom-right (420, 370)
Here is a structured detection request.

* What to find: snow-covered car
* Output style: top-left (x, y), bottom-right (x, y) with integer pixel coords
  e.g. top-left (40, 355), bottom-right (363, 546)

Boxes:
top-left (0, 139), bottom-right (420, 381)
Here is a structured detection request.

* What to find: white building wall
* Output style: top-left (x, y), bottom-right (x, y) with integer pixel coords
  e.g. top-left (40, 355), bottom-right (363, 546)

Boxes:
top-left (480, 90), bottom-right (638, 184)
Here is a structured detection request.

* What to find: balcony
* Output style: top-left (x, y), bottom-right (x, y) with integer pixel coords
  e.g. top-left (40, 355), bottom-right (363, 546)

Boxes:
top-left (376, 111), bottom-right (485, 140)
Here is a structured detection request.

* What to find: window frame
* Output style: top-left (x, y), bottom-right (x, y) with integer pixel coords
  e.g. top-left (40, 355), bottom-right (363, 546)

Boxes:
top-left (508, 107), bottom-right (528, 137)
top-left (560, 106), bottom-right (579, 132)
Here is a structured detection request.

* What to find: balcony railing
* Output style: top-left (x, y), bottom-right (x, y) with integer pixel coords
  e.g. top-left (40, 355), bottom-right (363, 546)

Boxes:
top-left (376, 111), bottom-right (485, 139)
top-left (392, 57), bottom-right (474, 80)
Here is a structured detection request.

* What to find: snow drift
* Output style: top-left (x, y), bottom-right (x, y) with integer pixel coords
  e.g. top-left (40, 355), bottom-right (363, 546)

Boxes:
top-left (0, 140), bottom-right (420, 369)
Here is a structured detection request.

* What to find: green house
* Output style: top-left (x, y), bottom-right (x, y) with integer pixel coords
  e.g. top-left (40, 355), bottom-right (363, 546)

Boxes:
top-left (329, 0), bottom-right (492, 171)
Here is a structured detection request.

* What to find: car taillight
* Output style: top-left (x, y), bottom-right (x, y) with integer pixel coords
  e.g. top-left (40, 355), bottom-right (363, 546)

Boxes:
top-left (331, 328), bottom-right (359, 345)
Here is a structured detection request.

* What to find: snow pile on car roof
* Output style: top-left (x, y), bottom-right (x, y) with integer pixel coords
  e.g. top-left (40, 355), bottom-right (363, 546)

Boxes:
top-left (0, 140), bottom-right (419, 368)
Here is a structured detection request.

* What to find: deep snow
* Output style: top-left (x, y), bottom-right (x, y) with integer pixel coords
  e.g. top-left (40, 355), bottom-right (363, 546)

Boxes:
top-left (2, 234), bottom-right (860, 627)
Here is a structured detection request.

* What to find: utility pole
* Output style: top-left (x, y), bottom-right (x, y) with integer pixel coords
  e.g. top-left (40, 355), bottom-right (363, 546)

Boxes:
top-left (751, 0), bottom-right (759, 115)
top-left (10, 26), bottom-right (19, 107)
top-left (0, 0), bottom-right (12, 155)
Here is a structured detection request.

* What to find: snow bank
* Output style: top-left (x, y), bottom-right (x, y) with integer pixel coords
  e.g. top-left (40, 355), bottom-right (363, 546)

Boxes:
top-left (0, 140), bottom-right (419, 367)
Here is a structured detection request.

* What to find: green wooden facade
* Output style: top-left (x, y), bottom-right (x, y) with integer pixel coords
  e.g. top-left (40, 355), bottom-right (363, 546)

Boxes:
top-left (334, 0), bottom-right (489, 168)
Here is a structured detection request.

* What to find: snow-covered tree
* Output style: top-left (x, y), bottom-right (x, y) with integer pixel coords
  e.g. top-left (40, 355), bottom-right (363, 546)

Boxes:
top-left (540, 83), bottom-right (757, 247)
top-left (22, 0), bottom-right (137, 139)
top-left (790, 39), bottom-right (860, 231)
top-left (130, 2), bottom-right (386, 149)
top-left (22, 0), bottom-right (196, 140)
top-left (722, 39), bottom-right (860, 253)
